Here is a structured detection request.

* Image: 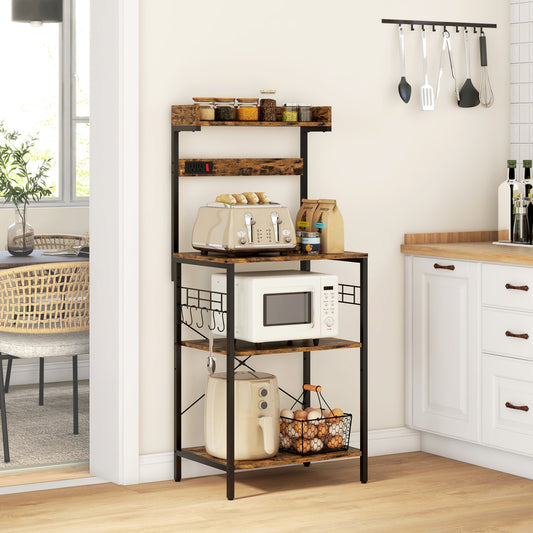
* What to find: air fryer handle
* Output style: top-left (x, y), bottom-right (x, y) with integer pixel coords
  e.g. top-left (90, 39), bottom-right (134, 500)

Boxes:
top-left (258, 416), bottom-right (275, 455)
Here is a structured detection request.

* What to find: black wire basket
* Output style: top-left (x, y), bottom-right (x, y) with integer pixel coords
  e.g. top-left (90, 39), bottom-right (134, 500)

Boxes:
top-left (279, 384), bottom-right (352, 456)
top-left (279, 413), bottom-right (352, 455)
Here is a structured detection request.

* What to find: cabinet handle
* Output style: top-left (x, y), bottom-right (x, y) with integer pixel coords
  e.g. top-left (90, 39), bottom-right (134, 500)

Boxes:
top-left (433, 263), bottom-right (455, 271)
top-left (505, 330), bottom-right (529, 340)
top-left (505, 283), bottom-right (529, 292)
top-left (505, 401), bottom-right (529, 412)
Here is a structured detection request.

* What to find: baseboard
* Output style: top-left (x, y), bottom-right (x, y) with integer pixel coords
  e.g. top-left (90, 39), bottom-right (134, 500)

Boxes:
top-left (2, 359), bottom-right (89, 387)
top-left (421, 432), bottom-right (533, 481)
top-left (139, 426), bottom-right (421, 484)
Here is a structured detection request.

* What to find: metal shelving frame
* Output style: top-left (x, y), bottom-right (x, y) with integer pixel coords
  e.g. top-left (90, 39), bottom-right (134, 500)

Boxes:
top-left (171, 117), bottom-right (368, 500)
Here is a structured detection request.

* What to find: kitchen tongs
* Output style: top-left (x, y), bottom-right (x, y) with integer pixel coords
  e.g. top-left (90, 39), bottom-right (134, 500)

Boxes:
top-left (436, 31), bottom-right (460, 104)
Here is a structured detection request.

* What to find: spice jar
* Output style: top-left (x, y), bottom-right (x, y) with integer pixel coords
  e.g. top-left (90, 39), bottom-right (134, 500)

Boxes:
top-left (282, 104), bottom-right (298, 122)
top-left (214, 98), bottom-right (236, 121)
top-left (192, 97), bottom-right (215, 121)
top-left (298, 104), bottom-right (312, 122)
top-left (259, 98), bottom-right (276, 121)
top-left (301, 231), bottom-right (320, 254)
top-left (236, 98), bottom-right (259, 121)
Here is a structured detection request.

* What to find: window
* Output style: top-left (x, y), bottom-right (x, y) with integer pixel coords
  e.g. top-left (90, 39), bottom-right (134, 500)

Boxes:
top-left (0, 0), bottom-right (90, 204)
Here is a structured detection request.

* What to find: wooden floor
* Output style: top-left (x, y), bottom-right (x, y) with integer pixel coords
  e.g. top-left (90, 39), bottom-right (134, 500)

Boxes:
top-left (1, 452), bottom-right (533, 532)
top-left (0, 464), bottom-right (90, 488)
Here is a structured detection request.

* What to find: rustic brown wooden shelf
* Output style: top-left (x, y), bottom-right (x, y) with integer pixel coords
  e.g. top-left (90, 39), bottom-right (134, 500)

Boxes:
top-left (181, 446), bottom-right (362, 470)
top-left (181, 337), bottom-right (361, 356)
top-left (174, 251), bottom-right (367, 264)
top-left (171, 104), bottom-right (331, 128)
top-left (179, 158), bottom-right (303, 177)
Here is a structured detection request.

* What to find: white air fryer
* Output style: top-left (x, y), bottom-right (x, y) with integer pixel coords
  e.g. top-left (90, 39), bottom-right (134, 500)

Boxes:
top-left (205, 371), bottom-right (280, 460)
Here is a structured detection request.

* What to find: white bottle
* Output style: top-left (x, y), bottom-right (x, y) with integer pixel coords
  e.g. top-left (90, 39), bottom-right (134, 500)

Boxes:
top-left (498, 160), bottom-right (517, 242)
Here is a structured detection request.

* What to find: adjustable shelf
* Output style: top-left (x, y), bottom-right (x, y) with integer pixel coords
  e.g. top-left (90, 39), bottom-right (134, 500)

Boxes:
top-left (181, 337), bottom-right (361, 356)
top-left (172, 105), bottom-right (368, 500)
top-left (179, 446), bottom-right (362, 471)
top-left (178, 158), bottom-right (304, 177)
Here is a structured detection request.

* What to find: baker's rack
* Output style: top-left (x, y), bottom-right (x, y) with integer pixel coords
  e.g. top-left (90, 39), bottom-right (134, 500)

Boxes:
top-left (171, 103), bottom-right (368, 500)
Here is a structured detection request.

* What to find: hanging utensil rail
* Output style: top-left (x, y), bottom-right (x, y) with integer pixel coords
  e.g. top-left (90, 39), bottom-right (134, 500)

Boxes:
top-left (381, 19), bottom-right (497, 33)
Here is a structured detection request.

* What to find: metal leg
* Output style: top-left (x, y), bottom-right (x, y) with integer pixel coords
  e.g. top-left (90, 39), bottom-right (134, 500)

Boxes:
top-left (226, 264), bottom-right (235, 501)
top-left (0, 356), bottom-right (10, 462)
top-left (73, 355), bottom-right (79, 435)
top-left (39, 357), bottom-right (44, 405)
top-left (174, 260), bottom-right (182, 482)
top-left (4, 357), bottom-right (12, 393)
top-left (360, 258), bottom-right (368, 483)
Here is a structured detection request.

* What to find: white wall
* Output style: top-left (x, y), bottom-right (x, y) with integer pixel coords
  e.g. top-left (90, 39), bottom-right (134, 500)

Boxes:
top-left (139, 0), bottom-right (509, 455)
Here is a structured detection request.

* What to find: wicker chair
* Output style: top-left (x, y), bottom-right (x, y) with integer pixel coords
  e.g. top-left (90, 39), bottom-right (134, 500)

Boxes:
top-left (33, 234), bottom-right (88, 251)
top-left (0, 262), bottom-right (89, 462)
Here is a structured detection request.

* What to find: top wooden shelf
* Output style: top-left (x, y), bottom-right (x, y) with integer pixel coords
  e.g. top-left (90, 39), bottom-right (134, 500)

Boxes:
top-left (174, 251), bottom-right (367, 265)
top-left (171, 105), bottom-right (331, 128)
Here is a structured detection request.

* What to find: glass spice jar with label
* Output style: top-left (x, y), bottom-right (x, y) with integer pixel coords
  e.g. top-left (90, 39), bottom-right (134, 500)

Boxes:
top-left (236, 98), bottom-right (259, 121)
top-left (282, 104), bottom-right (298, 122)
top-left (298, 104), bottom-right (312, 122)
top-left (214, 98), bottom-right (236, 121)
top-left (259, 98), bottom-right (276, 121)
top-left (192, 97), bottom-right (215, 121)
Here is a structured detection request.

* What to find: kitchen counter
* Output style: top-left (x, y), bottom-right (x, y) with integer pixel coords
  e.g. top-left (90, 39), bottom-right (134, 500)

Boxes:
top-left (400, 230), bottom-right (533, 266)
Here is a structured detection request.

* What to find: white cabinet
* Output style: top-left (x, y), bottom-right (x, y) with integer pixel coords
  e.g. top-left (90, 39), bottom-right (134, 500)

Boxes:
top-left (410, 257), bottom-right (480, 441)
top-left (407, 255), bottom-right (533, 466)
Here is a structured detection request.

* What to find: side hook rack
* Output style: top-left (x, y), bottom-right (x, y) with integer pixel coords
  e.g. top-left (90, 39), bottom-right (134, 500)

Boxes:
top-left (381, 18), bottom-right (497, 34)
top-left (180, 286), bottom-right (227, 338)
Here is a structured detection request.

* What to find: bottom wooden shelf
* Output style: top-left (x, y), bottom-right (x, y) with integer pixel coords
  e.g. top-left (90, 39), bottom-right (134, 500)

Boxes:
top-left (179, 446), bottom-right (362, 470)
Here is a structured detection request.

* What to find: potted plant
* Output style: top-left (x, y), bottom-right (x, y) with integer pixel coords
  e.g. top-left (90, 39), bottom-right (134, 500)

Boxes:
top-left (0, 123), bottom-right (53, 256)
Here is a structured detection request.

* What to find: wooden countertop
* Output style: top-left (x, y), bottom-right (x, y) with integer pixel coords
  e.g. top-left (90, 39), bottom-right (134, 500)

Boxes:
top-left (400, 231), bottom-right (533, 266)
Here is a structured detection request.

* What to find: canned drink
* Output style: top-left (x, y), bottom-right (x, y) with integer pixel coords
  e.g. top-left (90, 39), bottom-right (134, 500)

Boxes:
top-left (301, 231), bottom-right (320, 254)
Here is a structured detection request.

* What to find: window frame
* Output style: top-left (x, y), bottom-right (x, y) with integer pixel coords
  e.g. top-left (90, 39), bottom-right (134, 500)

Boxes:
top-left (28, 0), bottom-right (89, 207)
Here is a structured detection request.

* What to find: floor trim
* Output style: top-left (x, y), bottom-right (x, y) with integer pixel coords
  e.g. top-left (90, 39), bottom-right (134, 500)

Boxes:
top-left (139, 426), bottom-right (421, 483)
top-left (0, 476), bottom-right (106, 496)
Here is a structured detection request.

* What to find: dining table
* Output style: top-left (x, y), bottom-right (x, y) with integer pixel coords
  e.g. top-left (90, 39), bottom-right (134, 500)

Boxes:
top-left (0, 250), bottom-right (88, 269)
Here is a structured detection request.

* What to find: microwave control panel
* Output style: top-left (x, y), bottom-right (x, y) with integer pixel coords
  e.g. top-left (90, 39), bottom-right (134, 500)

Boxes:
top-left (321, 278), bottom-right (338, 333)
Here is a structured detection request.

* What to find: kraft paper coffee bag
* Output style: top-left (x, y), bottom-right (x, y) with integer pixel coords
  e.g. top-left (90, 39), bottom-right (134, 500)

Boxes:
top-left (312, 199), bottom-right (344, 253)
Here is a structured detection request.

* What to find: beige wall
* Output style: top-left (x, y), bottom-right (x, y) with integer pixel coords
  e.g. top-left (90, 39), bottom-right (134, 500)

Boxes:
top-left (0, 206), bottom-right (89, 246)
top-left (139, 0), bottom-right (509, 455)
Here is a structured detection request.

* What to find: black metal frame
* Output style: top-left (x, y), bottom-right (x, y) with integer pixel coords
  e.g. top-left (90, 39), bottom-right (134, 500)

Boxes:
top-left (172, 122), bottom-right (367, 500)
top-left (381, 18), bottom-right (497, 33)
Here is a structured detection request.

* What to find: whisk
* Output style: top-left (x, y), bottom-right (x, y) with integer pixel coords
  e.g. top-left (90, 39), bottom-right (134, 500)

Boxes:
top-left (479, 31), bottom-right (494, 107)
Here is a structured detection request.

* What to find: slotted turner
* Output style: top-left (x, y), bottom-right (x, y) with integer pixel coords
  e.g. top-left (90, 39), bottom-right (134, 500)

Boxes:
top-left (420, 27), bottom-right (435, 111)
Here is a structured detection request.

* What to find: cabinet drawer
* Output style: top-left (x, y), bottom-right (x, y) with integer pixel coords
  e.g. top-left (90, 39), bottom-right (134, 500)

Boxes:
top-left (482, 354), bottom-right (533, 456)
top-left (482, 263), bottom-right (533, 311)
top-left (482, 308), bottom-right (533, 360)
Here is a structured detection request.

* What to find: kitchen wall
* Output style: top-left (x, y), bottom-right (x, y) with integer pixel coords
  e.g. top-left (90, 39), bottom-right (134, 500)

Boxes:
top-left (139, 0), bottom-right (509, 457)
top-left (510, 0), bottom-right (533, 167)
top-left (0, 207), bottom-right (88, 242)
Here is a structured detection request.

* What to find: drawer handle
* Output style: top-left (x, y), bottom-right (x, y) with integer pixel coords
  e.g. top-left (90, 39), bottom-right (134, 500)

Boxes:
top-left (505, 283), bottom-right (529, 292)
top-left (505, 331), bottom-right (529, 340)
top-left (505, 402), bottom-right (530, 412)
top-left (433, 263), bottom-right (455, 271)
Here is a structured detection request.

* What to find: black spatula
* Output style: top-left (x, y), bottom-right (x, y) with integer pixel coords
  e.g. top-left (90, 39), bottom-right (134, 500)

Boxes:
top-left (458, 28), bottom-right (480, 108)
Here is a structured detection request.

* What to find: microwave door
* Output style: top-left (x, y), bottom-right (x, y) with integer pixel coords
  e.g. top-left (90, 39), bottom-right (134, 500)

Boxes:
top-left (263, 291), bottom-right (313, 327)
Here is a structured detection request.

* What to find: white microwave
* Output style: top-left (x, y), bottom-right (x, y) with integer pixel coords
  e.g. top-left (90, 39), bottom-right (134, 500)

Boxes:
top-left (211, 270), bottom-right (338, 343)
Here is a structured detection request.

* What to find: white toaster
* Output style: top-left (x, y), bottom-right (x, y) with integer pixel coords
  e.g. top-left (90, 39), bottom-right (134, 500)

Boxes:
top-left (204, 371), bottom-right (280, 460)
top-left (192, 203), bottom-right (296, 253)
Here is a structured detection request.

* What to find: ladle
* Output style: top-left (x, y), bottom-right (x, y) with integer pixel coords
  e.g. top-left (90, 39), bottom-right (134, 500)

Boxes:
top-left (458, 28), bottom-right (480, 108)
top-left (397, 25), bottom-right (411, 103)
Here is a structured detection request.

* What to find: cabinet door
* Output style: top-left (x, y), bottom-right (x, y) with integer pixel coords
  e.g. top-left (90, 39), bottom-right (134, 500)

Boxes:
top-left (411, 257), bottom-right (480, 441)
